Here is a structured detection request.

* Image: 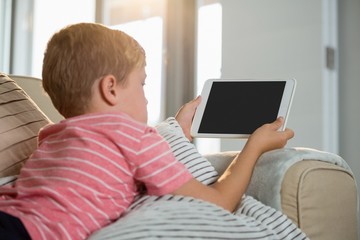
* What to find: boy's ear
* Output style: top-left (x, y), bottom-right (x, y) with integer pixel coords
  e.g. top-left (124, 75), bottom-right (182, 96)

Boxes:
top-left (99, 75), bottom-right (119, 106)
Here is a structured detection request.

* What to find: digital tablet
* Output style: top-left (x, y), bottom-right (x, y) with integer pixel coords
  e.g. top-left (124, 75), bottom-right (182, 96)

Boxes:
top-left (191, 79), bottom-right (296, 138)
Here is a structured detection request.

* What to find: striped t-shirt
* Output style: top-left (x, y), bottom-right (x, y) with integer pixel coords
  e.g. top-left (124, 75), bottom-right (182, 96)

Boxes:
top-left (0, 112), bottom-right (193, 240)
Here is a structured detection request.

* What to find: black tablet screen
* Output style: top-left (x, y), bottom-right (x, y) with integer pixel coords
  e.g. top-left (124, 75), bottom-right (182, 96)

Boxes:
top-left (198, 81), bottom-right (285, 134)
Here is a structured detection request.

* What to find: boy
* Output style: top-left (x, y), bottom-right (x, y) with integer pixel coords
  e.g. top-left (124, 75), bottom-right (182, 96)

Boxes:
top-left (0, 23), bottom-right (294, 239)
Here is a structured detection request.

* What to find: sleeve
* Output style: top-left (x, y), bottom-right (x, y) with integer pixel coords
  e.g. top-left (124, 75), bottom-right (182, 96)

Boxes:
top-left (131, 127), bottom-right (193, 195)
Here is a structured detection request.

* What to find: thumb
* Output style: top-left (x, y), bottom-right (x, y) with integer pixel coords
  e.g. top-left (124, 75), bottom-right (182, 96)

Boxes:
top-left (191, 95), bottom-right (202, 108)
top-left (272, 117), bottom-right (284, 130)
top-left (283, 128), bottom-right (295, 139)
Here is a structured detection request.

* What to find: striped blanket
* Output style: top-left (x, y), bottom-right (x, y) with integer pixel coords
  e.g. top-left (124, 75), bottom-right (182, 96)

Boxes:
top-left (89, 194), bottom-right (308, 239)
top-left (88, 118), bottom-right (308, 239)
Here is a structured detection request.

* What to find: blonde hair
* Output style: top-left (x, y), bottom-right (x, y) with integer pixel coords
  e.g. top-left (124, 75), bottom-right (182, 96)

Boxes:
top-left (42, 22), bottom-right (145, 118)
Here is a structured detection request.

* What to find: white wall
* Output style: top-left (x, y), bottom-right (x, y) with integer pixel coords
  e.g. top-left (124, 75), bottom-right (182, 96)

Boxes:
top-left (219, 0), bottom-right (326, 151)
top-left (338, 0), bottom-right (360, 232)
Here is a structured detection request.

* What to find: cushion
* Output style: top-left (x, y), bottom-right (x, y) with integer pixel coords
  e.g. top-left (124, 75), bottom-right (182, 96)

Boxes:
top-left (0, 73), bottom-right (51, 177)
top-left (156, 117), bottom-right (218, 185)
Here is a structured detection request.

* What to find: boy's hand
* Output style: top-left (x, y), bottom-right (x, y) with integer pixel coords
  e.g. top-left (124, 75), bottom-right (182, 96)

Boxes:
top-left (175, 96), bottom-right (201, 141)
top-left (247, 117), bottom-right (295, 155)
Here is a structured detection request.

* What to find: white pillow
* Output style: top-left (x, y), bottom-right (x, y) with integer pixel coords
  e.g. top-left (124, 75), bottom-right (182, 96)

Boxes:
top-left (156, 117), bottom-right (218, 185)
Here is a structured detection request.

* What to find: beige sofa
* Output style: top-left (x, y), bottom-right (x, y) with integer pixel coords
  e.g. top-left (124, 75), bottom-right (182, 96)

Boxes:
top-left (206, 151), bottom-right (358, 240)
top-left (0, 73), bottom-right (358, 239)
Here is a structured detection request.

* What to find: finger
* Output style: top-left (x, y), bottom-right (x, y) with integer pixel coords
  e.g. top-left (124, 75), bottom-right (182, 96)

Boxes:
top-left (283, 128), bottom-right (295, 139)
top-left (196, 95), bottom-right (202, 102)
top-left (186, 133), bottom-right (193, 142)
top-left (191, 95), bottom-right (201, 108)
top-left (184, 96), bottom-right (201, 114)
top-left (269, 117), bottom-right (284, 130)
top-left (276, 116), bottom-right (284, 123)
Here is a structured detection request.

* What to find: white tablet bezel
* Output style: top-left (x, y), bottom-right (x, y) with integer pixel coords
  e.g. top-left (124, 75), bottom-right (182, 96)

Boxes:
top-left (190, 79), bottom-right (296, 138)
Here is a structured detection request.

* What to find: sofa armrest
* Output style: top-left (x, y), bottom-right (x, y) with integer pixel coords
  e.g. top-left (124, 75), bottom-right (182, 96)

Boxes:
top-left (204, 151), bottom-right (358, 240)
top-left (203, 151), bottom-right (238, 175)
top-left (282, 160), bottom-right (358, 240)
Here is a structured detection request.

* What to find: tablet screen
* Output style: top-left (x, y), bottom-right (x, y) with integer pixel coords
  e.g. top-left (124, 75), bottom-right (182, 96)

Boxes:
top-left (198, 81), bottom-right (286, 135)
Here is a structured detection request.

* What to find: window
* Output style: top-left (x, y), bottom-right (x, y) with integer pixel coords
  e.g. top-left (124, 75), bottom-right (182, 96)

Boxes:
top-left (100, 0), bottom-right (165, 126)
top-left (1, 0), bottom-right (95, 77)
top-left (0, 0), bottom-right (12, 73)
top-left (195, 1), bottom-right (222, 154)
top-left (32, 0), bottom-right (96, 77)
top-left (196, 2), bottom-right (222, 94)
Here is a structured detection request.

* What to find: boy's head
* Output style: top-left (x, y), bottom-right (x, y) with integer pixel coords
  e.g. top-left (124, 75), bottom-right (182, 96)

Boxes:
top-left (42, 22), bottom-right (145, 118)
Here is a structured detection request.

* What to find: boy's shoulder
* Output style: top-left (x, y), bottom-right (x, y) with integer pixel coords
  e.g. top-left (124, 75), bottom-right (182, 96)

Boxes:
top-left (40, 112), bottom-right (153, 140)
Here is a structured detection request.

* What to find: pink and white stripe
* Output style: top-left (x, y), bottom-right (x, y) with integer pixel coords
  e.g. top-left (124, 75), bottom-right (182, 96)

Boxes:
top-left (0, 112), bottom-right (192, 240)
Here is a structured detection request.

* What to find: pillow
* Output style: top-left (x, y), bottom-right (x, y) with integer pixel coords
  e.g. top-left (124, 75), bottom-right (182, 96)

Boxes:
top-left (156, 117), bottom-right (218, 185)
top-left (0, 73), bottom-right (51, 177)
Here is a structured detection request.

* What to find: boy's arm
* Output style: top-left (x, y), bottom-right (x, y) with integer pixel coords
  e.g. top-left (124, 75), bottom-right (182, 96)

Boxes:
top-left (172, 118), bottom-right (294, 212)
top-left (171, 145), bottom-right (261, 212)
